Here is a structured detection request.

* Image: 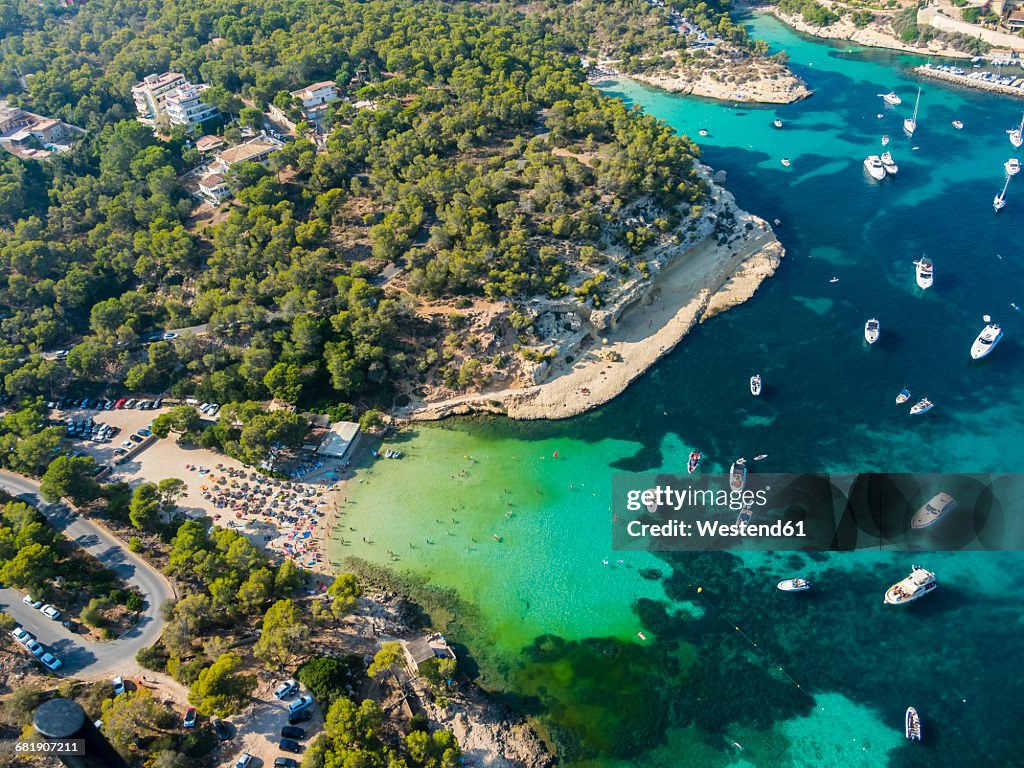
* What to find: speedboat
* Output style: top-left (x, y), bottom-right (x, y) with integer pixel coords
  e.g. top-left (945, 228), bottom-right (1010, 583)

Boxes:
top-left (750, 374), bottom-right (762, 396)
top-left (880, 151), bottom-right (898, 174)
top-left (880, 91), bottom-right (902, 106)
top-left (915, 256), bottom-right (933, 289)
top-left (781, 157), bottom-right (791, 167)
top-left (881, 135), bottom-right (889, 146)
top-left (736, 507), bottom-right (753, 525)
top-left (864, 318), bottom-right (880, 344)
top-left (952, 119), bottom-right (963, 130)
top-left (773, 119), bottom-right (783, 128)
top-left (698, 129), bottom-right (709, 136)
top-left (1006, 158), bottom-right (1021, 176)
top-left (911, 492), bottom-right (957, 529)
top-left (896, 388), bottom-right (911, 404)
top-left (971, 322), bottom-right (1003, 359)
top-left (864, 155), bottom-right (886, 180)
top-left (729, 459), bottom-right (747, 492)
top-left (909, 398), bottom-right (933, 415)
top-left (906, 707), bottom-right (922, 741)
top-left (687, 451), bottom-right (702, 474)
top-left (884, 565), bottom-right (937, 605)
top-left (778, 578), bottom-right (811, 592)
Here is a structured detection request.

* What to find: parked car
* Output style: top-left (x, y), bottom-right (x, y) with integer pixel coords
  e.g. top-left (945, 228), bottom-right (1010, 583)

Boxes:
top-left (39, 653), bottom-right (62, 672)
top-left (287, 695), bottom-right (314, 714)
top-left (278, 738), bottom-right (301, 753)
top-left (22, 595), bottom-right (43, 609)
top-left (280, 726), bottom-right (305, 740)
top-left (153, 398), bottom-right (163, 408)
top-left (235, 754), bottom-right (254, 768)
top-left (121, 440), bottom-right (134, 448)
top-left (40, 605), bottom-right (61, 620)
top-left (10, 627), bottom-right (33, 645)
top-left (273, 759), bottom-right (299, 768)
top-left (162, 332), bottom-right (178, 340)
top-left (113, 448), bottom-right (127, 457)
top-left (136, 400), bottom-right (150, 409)
top-left (137, 428), bottom-right (152, 437)
top-left (112, 677), bottom-right (125, 696)
top-left (129, 434), bottom-right (144, 444)
top-left (124, 399), bottom-right (137, 408)
top-left (62, 618), bottom-right (78, 632)
top-left (273, 679), bottom-right (299, 700)
top-left (211, 717), bottom-right (232, 741)
top-left (183, 707), bottom-right (198, 728)
top-left (25, 639), bottom-right (45, 657)
top-left (114, 398), bottom-right (127, 408)
top-left (287, 709), bottom-right (313, 725)
top-left (54, 350), bottom-right (69, 359)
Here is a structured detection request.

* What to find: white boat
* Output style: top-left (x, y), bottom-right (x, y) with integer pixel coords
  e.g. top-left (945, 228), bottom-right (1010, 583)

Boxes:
top-left (915, 255), bottom-right (933, 289)
top-left (970, 322), bottom-right (1003, 359)
top-left (753, 454), bottom-right (768, 461)
top-left (778, 578), bottom-right (811, 592)
top-left (1008, 113), bottom-right (1024, 148)
top-left (829, 276), bottom-right (839, 283)
top-left (864, 318), bottom-right (880, 344)
top-left (994, 174), bottom-right (1010, 212)
top-left (904, 88), bottom-right (921, 135)
top-left (896, 388), bottom-right (911, 404)
top-left (906, 707), bottom-right (922, 741)
top-left (1006, 158), bottom-right (1021, 176)
top-left (909, 398), bottom-right (933, 415)
top-left (773, 119), bottom-right (783, 128)
top-left (864, 155), bottom-right (886, 180)
top-left (687, 451), bottom-right (702, 474)
top-left (750, 374), bottom-right (762, 396)
top-left (699, 129), bottom-right (709, 137)
top-left (880, 151), bottom-right (898, 175)
top-left (911, 492), bottom-right (958, 529)
top-left (881, 134), bottom-right (889, 146)
top-left (880, 91), bottom-right (902, 106)
top-left (781, 157), bottom-right (791, 167)
top-left (952, 120), bottom-right (963, 130)
top-left (729, 459), bottom-right (747, 492)
top-left (884, 565), bottom-right (937, 605)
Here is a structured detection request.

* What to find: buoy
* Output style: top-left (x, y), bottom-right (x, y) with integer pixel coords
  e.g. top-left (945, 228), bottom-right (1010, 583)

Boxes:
top-left (553, 451), bottom-right (558, 458)
top-left (697, 587), bottom-right (703, 594)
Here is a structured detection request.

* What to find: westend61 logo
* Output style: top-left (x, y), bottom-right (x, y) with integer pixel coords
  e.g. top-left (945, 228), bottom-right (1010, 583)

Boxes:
top-left (611, 472), bottom-right (1024, 552)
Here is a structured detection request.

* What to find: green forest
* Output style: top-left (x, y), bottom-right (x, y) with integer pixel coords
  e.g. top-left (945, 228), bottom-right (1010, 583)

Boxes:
top-left (0, 0), bottom-right (723, 413)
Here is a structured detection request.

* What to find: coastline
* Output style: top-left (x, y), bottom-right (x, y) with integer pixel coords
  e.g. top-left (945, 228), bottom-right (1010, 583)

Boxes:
top-left (398, 174), bottom-right (784, 422)
top-left (623, 63), bottom-right (810, 104)
top-left (915, 64), bottom-right (1024, 98)
top-left (760, 7), bottom-right (974, 60)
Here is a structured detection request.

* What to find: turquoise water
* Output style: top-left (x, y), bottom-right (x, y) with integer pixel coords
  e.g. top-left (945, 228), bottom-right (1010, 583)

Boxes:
top-left (338, 16), bottom-right (1024, 767)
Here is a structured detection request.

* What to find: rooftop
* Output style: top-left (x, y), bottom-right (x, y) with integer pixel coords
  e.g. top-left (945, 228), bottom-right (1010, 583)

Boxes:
top-left (134, 72), bottom-right (186, 90)
top-left (195, 135), bottom-right (225, 152)
top-left (200, 173), bottom-right (226, 187)
top-left (291, 81), bottom-right (337, 97)
top-left (215, 139), bottom-right (278, 166)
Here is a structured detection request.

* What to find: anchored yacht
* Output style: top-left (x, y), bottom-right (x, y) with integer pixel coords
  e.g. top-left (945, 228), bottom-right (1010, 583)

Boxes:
top-left (729, 459), bottom-right (747, 493)
top-left (864, 155), bottom-right (886, 180)
top-left (750, 374), bottom-right (762, 396)
top-left (906, 707), bottom-right (922, 741)
top-left (884, 565), bottom-right (937, 605)
top-left (880, 91), bottom-right (902, 106)
top-left (864, 318), bottom-right (880, 344)
top-left (971, 322), bottom-right (1003, 359)
top-left (1006, 158), bottom-right (1021, 176)
top-left (881, 151), bottom-right (898, 175)
top-left (911, 492), bottom-right (957, 529)
top-left (915, 256), bottom-right (933, 289)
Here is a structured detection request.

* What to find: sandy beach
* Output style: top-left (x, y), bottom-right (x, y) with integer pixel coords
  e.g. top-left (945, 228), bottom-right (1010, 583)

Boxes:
top-left (401, 181), bottom-right (784, 422)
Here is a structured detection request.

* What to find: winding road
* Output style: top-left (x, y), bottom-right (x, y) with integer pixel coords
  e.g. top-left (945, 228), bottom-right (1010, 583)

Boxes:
top-left (0, 470), bottom-right (174, 678)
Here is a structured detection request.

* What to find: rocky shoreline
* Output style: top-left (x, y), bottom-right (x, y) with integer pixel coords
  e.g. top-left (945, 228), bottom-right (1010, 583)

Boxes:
top-left (627, 61), bottom-right (811, 104)
top-left (399, 169), bottom-right (784, 422)
top-left (915, 64), bottom-right (1024, 98)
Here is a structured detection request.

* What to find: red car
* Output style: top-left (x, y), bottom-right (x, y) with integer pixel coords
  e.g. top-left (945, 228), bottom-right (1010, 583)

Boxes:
top-left (114, 398), bottom-right (127, 408)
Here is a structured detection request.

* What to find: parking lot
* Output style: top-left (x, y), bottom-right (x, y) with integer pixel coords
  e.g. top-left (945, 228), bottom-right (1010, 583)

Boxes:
top-left (51, 400), bottom-right (173, 467)
top-left (219, 679), bottom-right (323, 768)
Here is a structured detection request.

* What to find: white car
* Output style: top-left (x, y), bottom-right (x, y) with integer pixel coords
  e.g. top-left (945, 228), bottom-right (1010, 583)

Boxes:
top-left (235, 754), bottom-right (254, 768)
top-left (22, 595), bottom-right (43, 609)
top-left (121, 440), bottom-right (134, 448)
top-left (10, 627), bottom-right (33, 645)
top-left (273, 679), bottom-right (299, 700)
top-left (40, 604), bottom-right (61, 620)
top-left (40, 653), bottom-right (62, 672)
top-left (113, 677), bottom-right (125, 696)
top-left (162, 332), bottom-right (178, 340)
top-left (25, 639), bottom-right (46, 657)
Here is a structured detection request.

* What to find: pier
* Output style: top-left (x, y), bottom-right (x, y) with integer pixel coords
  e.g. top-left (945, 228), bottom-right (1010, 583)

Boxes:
top-left (914, 64), bottom-right (1024, 100)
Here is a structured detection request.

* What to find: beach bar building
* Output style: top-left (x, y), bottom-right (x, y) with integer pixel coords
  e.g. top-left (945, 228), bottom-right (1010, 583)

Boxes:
top-left (314, 421), bottom-right (361, 461)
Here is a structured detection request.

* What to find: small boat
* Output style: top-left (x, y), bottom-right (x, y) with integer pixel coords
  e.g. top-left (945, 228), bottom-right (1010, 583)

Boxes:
top-left (970, 321), bottom-right (1003, 359)
top-left (1006, 158), bottom-right (1021, 176)
top-left (880, 91), bottom-right (902, 106)
top-left (736, 507), bottom-right (753, 525)
top-left (915, 255), bottom-right (933, 289)
top-left (729, 459), bottom-right (747, 492)
top-left (904, 87), bottom-right (921, 135)
top-left (884, 565), bottom-right (937, 604)
top-left (637, 631), bottom-right (647, 641)
top-left (750, 374), bottom-right (762, 396)
top-left (772, 218), bottom-right (781, 226)
top-left (909, 398), bottom-right (933, 415)
top-left (877, 113), bottom-right (884, 119)
top-left (911, 492), bottom-right (957, 529)
top-left (896, 388), bottom-right (911, 404)
top-left (881, 134), bottom-right (889, 146)
top-left (687, 451), bottom-right (702, 474)
top-left (1009, 113), bottom-right (1024, 148)
top-left (829, 276), bottom-right (839, 283)
top-left (952, 119), bottom-right (963, 130)
top-left (777, 578), bottom-right (811, 592)
top-left (753, 454), bottom-right (768, 461)
top-left (781, 157), bottom-right (791, 167)
top-left (906, 707), bottom-right (922, 741)
top-left (492, 533), bottom-right (502, 542)
top-left (864, 155), bottom-right (886, 181)
top-left (698, 129), bottom-right (709, 136)
top-left (773, 119), bottom-right (783, 128)
top-left (880, 151), bottom-right (898, 175)
top-left (864, 318), bottom-right (880, 344)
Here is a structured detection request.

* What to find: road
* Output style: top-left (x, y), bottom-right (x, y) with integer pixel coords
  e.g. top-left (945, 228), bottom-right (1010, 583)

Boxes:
top-left (0, 470), bottom-right (175, 679)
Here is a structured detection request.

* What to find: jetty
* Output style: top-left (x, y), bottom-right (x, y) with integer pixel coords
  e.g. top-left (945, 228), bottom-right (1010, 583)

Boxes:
top-left (915, 64), bottom-right (1024, 100)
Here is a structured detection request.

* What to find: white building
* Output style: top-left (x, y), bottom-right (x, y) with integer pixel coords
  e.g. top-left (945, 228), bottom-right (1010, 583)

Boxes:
top-left (165, 84), bottom-right (219, 129)
top-left (211, 138), bottom-right (281, 174)
top-left (131, 72), bottom-right (188, 127)
top-left (315, 421), bottom-right (360, 461)
top-left (198, 173), bottom-right (230, 203)
top-left (289, 81), bottom-right (339, 119)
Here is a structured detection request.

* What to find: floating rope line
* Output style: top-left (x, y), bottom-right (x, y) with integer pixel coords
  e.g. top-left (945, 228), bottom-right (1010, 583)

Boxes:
top-left (691, 583), bottom-right (819, 707)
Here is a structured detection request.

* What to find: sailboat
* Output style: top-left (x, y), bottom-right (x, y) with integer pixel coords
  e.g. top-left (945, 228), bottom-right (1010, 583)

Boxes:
top-left (994, 173), bottom-right (1010, 212)
top-left (1008, 113), bottom-right (1024, 148)
top-left (904, 88), bottom-right (921, 136)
